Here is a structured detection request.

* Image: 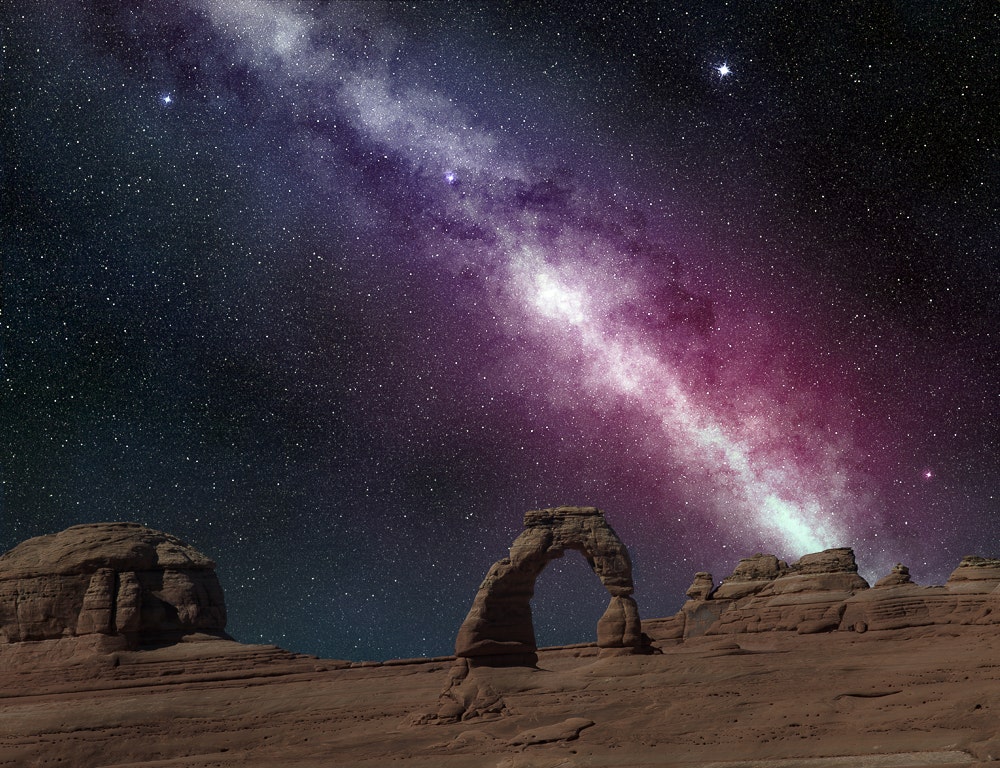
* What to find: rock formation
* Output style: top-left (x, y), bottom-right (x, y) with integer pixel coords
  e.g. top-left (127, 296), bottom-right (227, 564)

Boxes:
top-left (873, 563), bottom-right (913, 588)
top-left (712, 553), bottom-right (789, 599)
top-left (839, 555), bottom-right (1000, 633)
top-left (651, 547), bottom-right (869, 639)
top-left (434, 656), bottom-right (512, 723)
top-left (0, 522), bottom-right (227, 648)
top-left (684, 571), bottom-right (714, 601)
top-left (454, 506), bottom-right (654, 667)
top-left (944, 555), bottom-right (1000, 593)
top-left (649, 548), bottom-right (1000, 642)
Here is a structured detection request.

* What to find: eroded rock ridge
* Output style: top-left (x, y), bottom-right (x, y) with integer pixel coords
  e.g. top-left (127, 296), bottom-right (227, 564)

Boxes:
top-left (650, 547), bottom-right (1000, 641)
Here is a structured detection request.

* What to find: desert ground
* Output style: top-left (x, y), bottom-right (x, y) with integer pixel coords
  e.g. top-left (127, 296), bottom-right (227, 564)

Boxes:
top-left (3, 624), bottom-right (1000, 768)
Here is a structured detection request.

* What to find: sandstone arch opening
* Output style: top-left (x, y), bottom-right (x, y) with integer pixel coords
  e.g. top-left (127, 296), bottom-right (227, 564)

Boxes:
top-left (532, 552), bottom-right (610, 648)
top-left (454, 506), bottom-right (653, 666)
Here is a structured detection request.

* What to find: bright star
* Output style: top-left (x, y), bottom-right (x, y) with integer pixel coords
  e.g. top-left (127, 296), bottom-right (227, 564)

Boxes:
top-left (160, 93), bottom-right (173, 106)
top-left (716, 63), bottom-right (731, 78)
top-left (444, 171), bottom-right (457, 185)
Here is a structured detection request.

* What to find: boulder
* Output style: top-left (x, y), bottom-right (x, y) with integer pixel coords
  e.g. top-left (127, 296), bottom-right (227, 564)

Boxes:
top-left (0, 523), bottom-right (227, 647)
top-left (760, 548), bottom-right (868, 597)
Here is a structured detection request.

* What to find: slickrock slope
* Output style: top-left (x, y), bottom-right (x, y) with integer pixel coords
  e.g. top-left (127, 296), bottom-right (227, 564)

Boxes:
top-left (3, 628), bottom-right (1000, 766)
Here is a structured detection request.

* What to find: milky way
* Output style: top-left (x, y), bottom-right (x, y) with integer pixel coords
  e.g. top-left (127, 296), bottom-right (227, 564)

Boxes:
top-left (193, 0), bottom-right (868, 557)
top-left (6, 1), bottom-right (997, 659)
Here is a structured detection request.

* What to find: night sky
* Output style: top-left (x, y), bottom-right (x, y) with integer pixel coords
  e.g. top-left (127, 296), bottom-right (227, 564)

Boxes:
top-left (5, 1), bottom-right (998, 661)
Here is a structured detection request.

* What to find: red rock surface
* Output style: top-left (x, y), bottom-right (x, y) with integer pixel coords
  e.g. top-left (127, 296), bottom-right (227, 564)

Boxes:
top-left (3, 628), bottom-right (1000, 766)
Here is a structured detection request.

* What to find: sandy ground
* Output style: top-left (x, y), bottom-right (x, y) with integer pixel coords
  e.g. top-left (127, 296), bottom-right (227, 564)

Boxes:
top-left (3, 625), bottom-right (1000, 767)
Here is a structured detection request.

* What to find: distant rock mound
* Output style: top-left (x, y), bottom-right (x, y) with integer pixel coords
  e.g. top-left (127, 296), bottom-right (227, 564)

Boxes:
top-left (649, 547), bottom-right (1000, 641)
top-left (874, 563), bottom-right (913, 588)
top-left (945, 556), bottom-right (1000, 593)
top-left (0, 523), bottom-right (227, 648)
top-left (454, 506), bottom-right (655, 669)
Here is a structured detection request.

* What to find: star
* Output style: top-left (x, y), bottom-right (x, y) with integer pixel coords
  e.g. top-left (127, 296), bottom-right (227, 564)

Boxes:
top-left (716, 63), bottom-right (731, 78)
top-left (923, 469), bottom-right (934, 481)
top-left (444, 170), bottom-right (457, 185)
top-left (160, 93), bottom-right (173, 106)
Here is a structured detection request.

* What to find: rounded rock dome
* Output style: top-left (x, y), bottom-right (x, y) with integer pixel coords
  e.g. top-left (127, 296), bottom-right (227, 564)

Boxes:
top-left (0, 523), bottom-right (227, 646)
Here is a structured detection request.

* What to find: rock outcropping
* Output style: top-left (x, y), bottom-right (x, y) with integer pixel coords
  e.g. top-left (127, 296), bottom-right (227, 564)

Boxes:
top-left (651, 549), bottom-right (1000, 641)
top-left (454, 506), bottom-right (653, 667)
top-left (0, 522), bottom-right (227, 647)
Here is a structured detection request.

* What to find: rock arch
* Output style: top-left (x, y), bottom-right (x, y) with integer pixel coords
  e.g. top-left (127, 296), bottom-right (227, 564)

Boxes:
top-left (455, 506), bottom-right (652, 666)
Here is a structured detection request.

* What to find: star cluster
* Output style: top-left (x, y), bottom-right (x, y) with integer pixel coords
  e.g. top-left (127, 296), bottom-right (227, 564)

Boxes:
top-left (4, 1), bottom-right (998, 660)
